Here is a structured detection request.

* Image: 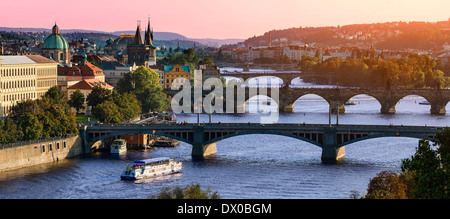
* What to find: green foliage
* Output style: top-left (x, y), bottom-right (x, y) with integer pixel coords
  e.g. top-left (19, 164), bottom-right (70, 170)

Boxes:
top-left (150, 184), bottom-right (220, 199)
top-left (91, 92), bottom-right (141, 123)
top-left (86, 86), bottom-right (112, 108)
top-left (91, 100), bottom-right (123, 124)
top-left (0, 86), bottom-right (78, 144)
top-left (364, 128), bottom-right (450, 199)
top-left (400, 128), bottom-right (450, 199)
top-left (20, 112), bottom-right (43, 140)
top-left (116, 66), bottom-right (170, 114)
top-left (68, 89), bottom-right (85, 114)
top-left (299, 54), bottom-right (450, 88)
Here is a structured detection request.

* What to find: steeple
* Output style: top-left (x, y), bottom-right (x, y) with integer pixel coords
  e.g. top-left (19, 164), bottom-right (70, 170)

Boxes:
top-left (144, 16), bottom-right (154, 47)
top-left (134, 20), bottom-right (144, 45)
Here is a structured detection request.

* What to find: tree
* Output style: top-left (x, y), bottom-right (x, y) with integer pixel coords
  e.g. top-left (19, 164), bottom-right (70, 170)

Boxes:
top-left (149, 184), bottom-right (220, 199)
top-left (137, 85), bottom-right (170, 113)
top-left (86, 86), bottom-right (112, 108)
top-left (91, 100), bottom-right (123, 124)
top-left (400, 128), bottom-right (450, 199)
top-left (364, 171), bottom-right (408, 199)
top-left (68, 89), bottom-right (85, 114)
top-left (20, 112), bottom-right (43, 140)
top-left (110, 92), bottom-right (141, 122)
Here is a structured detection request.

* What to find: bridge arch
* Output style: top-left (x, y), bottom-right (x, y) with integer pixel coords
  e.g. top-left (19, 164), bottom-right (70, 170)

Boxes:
top-left (88, 130), bottom-right (193, 146)
top-left (343, 94), bottom-right (382, 114)
top-left (243, 94), bottom-right (279, 113)
top-left (394, 94), bottom-right (432, 114)
top-left (203, 131), bottom-right (323, 148)
top-left (339, 134), bottom-right (436, 148)
top-left (292, 93), bottom-right (330, 113)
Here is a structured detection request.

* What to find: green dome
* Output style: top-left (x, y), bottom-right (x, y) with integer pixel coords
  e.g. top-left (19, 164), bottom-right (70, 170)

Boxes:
top-left (43, 33), bottom-right (69, 50)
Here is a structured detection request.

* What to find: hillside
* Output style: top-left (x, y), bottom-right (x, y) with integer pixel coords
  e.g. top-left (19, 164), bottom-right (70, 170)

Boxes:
top-left (242, 19), bottom-right (450, 50)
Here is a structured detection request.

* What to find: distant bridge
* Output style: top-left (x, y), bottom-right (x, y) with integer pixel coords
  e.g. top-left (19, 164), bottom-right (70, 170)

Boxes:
top-left (79, 123), bottom-right (444, 163)
top-left (164, 86), bottom-right (450, 115)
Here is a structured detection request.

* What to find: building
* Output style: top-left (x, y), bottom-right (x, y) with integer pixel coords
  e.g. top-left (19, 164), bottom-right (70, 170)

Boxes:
top-left (148, 65), bottom-right (165, 88)
top-left (25, 55), bottom-right (58, 98)
top-left (57, 54), bottom-right (106, 92)
top-left (199, 65), bottom-right (221, 81)
top-left (0, 55), bottom-right (58, 117)
top-left (100, 62), bottom-right (137, 87)
top-left (67, 78), bottom-right (113, 115)
top-left (163, 64), bottom-right (190, 89)
top-left (127, 19), bottom-right (157, 68)
top-left (41, 23), bottom-right (70, 65)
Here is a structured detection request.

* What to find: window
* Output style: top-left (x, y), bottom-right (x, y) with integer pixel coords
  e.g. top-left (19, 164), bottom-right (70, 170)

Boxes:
top-left (63, 141), bottom-right (67, 148)
top-left (48, 143), bottom-right (52, 151)
top-left (41, 144), bottom-right (46, 153)
top-left (56, 142), bottom-right (60, 150)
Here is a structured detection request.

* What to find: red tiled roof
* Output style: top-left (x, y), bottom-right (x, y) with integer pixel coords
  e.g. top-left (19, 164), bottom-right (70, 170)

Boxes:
top-left (68, 79), bottom-right (113, 90)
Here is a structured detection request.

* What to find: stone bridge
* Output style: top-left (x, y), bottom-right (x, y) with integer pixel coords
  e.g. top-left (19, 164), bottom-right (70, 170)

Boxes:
top-left (164, 86), bottom-right (450, 115)
top-left (79, 123), bottom-right (444, 163)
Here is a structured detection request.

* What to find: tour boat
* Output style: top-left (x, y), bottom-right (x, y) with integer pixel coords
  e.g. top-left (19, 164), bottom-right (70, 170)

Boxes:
top-left (153, 138), bottom-right (180, 147)
top-left (120, 157), bottom-right (182, 180)
top-left (419, 101), bottom-right (430, 105)
top-left (345, 100), bottom-right (356, 105)
top-left (110, 139), bottom-right (127, 154)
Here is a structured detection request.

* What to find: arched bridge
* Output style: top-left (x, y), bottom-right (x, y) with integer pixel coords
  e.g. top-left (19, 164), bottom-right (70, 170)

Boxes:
top-left (164, 86), bottom-right (450, 115)
top-left (79, 123), bottom-right (444, 163)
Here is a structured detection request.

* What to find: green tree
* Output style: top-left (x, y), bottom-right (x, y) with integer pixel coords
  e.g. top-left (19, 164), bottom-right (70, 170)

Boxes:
top-left (150, 184), bottom-right (220, 199)
top-left (110, 92), bottom-right (141, 121)
top-left (20, 112), bottom-right (43, 140)
top-left (401, 129), bottom-right (450, 199)
top-left (137, 85), bottom-right (170, 113)
top-left (2, 117), bottom-right (23, 144)
top-left (91, 100), bottom-right (123, 124)
top-left (68, 89), bottom-right (85, 114)
top-left (86, 86), bottom-right (112, 108)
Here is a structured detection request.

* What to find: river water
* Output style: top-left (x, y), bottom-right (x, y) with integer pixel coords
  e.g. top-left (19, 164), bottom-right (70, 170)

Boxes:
top-left (1, 69), bottom-right (449, 199)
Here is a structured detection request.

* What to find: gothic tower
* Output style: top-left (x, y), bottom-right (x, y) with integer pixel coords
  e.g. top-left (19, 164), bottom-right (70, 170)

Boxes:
top-left (127, 18), bottom-right (157, 67)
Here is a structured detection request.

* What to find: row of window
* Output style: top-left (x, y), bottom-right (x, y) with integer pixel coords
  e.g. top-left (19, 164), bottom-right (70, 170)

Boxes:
top-left (0, 80), bottom-right (36, 89)
top-left (2, 92), bottom-right (36, 102)
top-left (37, 68), bottom-right (57, 76)
top-left (40, 141), bottom-right (67, 153)
top-left (0, 68), bottom-right (36, 77)
top-left (37, 80), bottom-right (56, 88)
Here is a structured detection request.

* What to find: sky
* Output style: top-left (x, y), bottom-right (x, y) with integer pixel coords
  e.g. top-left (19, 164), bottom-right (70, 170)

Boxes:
top-left (1, 0), bottom-right (450, 39)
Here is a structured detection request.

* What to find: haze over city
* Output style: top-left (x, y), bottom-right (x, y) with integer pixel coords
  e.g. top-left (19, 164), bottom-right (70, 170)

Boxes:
top-left (1, 0), bottom-right (450, 39)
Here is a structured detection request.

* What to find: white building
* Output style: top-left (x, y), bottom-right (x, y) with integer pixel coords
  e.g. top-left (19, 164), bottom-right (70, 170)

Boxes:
top-left (0, 55), bottom-right (58, 117)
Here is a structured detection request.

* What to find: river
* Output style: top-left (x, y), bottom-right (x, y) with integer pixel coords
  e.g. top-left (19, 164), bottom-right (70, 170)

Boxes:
top-left (1, 68), bottom-right (449, 199)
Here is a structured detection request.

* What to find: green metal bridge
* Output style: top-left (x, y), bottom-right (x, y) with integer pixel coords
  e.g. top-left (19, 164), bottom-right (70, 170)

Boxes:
top-left (79, 123), bottom-right (445, 163)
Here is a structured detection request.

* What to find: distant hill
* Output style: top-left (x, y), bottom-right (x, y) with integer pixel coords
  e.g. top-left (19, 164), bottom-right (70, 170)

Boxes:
top-left (242, 20), bottom-right (450, 50)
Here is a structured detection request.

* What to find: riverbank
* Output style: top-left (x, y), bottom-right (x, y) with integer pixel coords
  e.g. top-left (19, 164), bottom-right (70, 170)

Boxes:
top-left (0, 135), bottom-right (83, 172)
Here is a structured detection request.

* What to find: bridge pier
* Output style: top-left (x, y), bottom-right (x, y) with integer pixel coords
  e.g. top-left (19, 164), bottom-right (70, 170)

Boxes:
top-left (191, 126), bottom-right (217, 158)
top-left (321, 128), bottom-right (345, 163)
top-left (430, 103), bottom-right (446, 115)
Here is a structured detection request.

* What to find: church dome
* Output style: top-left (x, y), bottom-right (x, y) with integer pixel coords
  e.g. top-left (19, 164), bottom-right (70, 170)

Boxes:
top-left (42, 24), bottom-right (69, 50)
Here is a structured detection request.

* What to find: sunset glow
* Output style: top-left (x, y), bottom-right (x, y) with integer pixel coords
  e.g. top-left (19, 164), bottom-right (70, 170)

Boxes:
top-left (1, 0), bottom-right (450, 39)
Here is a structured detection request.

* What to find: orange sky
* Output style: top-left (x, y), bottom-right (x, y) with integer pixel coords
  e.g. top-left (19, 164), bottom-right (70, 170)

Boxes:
top-left (1, 0), bottom-right (449, 39)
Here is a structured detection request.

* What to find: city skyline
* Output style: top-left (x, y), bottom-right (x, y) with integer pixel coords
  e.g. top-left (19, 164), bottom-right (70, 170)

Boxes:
top-left (1, 0), bottom-right (450, 39)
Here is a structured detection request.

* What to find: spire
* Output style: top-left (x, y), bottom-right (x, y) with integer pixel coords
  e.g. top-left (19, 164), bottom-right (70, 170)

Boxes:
top-left (144, 16), bottom-right (154, 47)
top-left (134, 20), bottom-right (144, 45)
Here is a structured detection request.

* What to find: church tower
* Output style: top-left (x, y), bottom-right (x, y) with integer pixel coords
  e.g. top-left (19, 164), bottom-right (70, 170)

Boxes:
top-left (127, 18), bottom-right (157, 67)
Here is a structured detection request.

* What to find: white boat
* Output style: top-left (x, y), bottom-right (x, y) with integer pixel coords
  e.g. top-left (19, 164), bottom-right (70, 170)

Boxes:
top-left (110, 139), bottom-right (127, 154)
top-left (345, 100), bottom-right (356, 105)
top-left (120, 157), bottom-right (182, 180)
top-left (419, 101), bottom-right (430, 105)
